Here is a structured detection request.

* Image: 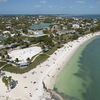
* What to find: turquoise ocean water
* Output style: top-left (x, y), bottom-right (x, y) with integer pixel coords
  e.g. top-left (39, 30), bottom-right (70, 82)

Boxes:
top-left (54, 36), bottom-right (100, 100)
top-left (29, 23), bottom-right (52, 30)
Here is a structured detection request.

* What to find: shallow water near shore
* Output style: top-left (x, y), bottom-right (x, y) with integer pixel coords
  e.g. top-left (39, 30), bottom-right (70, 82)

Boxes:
top-left (54, 36), bottom-right (100, 100)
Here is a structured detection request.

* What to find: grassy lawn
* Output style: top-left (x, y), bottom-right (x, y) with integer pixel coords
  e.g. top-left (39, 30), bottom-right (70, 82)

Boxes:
top-left (1, 42), bottom-right (64, 74)
top-left (46, 44), bottom-right (63, 55)
top-left (0, 62), bottom-right (6, 67)
top-left (1, 44), bottom-right (63, 74)
top-left (30, 54), bottom-right (37, 62)
top-left (46, 45), bottom-right (58, 55)
top-left (1, 64), bottom-right (21, 73)
top-left (1, 54), bottom-right (49, 74)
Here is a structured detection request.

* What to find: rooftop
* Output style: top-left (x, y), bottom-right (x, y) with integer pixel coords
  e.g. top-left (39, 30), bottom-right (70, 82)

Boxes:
top-left (8, 46), bottom-right (42, 64)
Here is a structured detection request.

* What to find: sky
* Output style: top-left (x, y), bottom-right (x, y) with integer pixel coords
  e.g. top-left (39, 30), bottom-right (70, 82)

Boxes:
top-left (0, 0), bottom-right (100, 14)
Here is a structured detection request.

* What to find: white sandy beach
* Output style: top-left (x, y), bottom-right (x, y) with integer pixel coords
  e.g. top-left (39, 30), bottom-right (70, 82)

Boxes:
top-left (0, 32), bottom-right (100, 100)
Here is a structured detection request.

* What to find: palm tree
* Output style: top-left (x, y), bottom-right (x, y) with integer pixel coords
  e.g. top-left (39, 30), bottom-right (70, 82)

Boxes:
top-left (15, 58), bottom-right (19, 62)
top-left (6, 55), bottom-right (10, 59)
top-left (1, 55), bottom-right (5, 60)
top-left (8, 76), bottom-right (12, 83)
top-left (5, 82), bottom-right (9, 90)
top-left (4, 50), bottom-right (7, 55)
top-left (27, 58), bottom-right (31, 63)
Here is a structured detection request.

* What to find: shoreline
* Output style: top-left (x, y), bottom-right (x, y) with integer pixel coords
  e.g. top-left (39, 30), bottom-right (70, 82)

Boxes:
top-left (0, 32), bottom-right (100, 100)
top-left (47, 35), bottom-right (98, 100)
top-left (43, 32), bottom-right (100, 90)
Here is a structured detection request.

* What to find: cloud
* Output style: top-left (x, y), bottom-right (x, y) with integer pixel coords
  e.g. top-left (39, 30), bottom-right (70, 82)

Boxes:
top-left (0, 0), bottom-right (7, 2)
top-left (34, 5), bottom-right (42, 8)
top-left (40, 0), bottom-right (46, 4)
top-left (76, 0), bottom-right (85, 4)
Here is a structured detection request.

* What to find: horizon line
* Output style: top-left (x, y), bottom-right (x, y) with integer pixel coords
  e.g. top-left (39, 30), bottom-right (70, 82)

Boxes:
top-left (0, 14), bottom-right (100, 15)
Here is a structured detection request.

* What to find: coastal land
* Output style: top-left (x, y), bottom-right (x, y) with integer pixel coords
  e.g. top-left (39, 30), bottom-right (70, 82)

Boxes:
top-left (0, 32), bottom-right (100, 100)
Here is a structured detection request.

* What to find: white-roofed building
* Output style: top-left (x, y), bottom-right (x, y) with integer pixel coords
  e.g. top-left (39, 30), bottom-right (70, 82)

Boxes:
top-left (34, 30), bottom-right (43, 35)
top-left (8, 46), bottom-right (42, 64)
top-left (72, 24), bottom-right (80, 29)
top-left (3, 31), bottom-right (11, 34)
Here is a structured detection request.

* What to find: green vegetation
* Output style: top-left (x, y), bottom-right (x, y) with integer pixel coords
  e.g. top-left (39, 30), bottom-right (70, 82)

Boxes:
top-left (0, 62), bottom-right (6, 67)
top-left (15, 58), bottom-right (19, 62)
top-left (44, 18), bottom-right (53, 23)
top-left (27, 57), bottom-right (31, 63)
top-left (2, 76), bottom-right (16, 89)
top-left (0, 16), bottom-right (100, 74)
top-left (46, 45), bottom-right (58, 55)
top-left (3, 35), bottom-right (26, 45)
top-left (2, 76), bottom-right (12, 88)
top-left (27, 35), bottom-right (54, 48)
top-left (46, 44), bottom-right (63, 55)
top-left (1, 54), bottom-right (49, 74)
